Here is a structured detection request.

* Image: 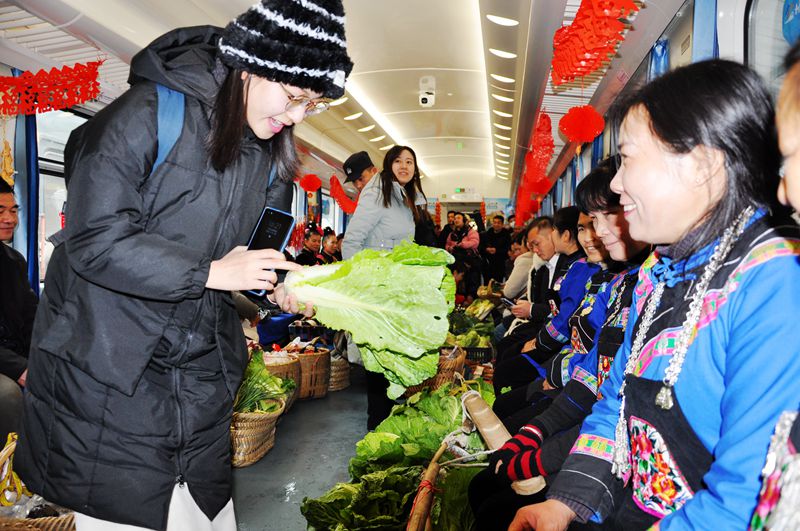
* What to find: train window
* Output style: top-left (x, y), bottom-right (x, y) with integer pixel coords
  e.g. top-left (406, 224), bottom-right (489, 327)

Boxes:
top-left (748, 0), bottom-right (792, 96)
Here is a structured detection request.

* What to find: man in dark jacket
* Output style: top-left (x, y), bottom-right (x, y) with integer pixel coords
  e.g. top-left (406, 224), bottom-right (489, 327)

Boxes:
top-left (481, 214), bottom-right (511, 283)
top-left (0, 182), bottom-right (37, 442)
top-left (16, 4), bottom-right (352, 528)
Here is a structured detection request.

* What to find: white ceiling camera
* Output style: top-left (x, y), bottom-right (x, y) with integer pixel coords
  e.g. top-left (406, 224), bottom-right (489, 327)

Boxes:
top-left (419, 90), bottom-right (435, 107)
top-left (419, 75), bottom-right (436, 108)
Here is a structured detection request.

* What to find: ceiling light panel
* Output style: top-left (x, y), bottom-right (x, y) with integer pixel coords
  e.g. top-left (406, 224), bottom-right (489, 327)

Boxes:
top-left (494, 123), bottom-right (512, 130)
top-left (490, 73), bottom-right (515, 83)
top-left (344, 112), bottom-right (363, 120)
top-left (489, 48), bottom-right (517, 59)
top-left (369, 135), bottom-right (386, 142)
top-left (492, 93), bottom-right (514, 103)
top-left (494, 133), bottom-right (511, 141)
top-left (493, 109), bottom-right (512, 118)
top-left (486, 14), bottom-right (519, 26)
top-left (329, 96), bottom-right (348, 107)
top-left (358, 124), bottom-right (376, 132)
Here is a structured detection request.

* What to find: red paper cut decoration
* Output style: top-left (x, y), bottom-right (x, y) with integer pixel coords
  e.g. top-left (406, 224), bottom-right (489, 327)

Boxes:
top-left (559, 105), bottom-right (605, 144)
top-left (434, 200), bottom-right (441, 226)
top-left (329, 175), bottom-right (357, 215)
top-left (299, 173), bottom-right (322, 193)
top-left (550, 0), bottom-right (639, 86)
top-left (480, 201), bottom-right (486, 222)
top-left (0, 61), bottom-right (103, 115)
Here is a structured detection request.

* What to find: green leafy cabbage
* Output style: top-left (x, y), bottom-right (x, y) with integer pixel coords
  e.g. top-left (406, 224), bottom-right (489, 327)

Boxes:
top-left (285, 242), bottom-right (454, 395)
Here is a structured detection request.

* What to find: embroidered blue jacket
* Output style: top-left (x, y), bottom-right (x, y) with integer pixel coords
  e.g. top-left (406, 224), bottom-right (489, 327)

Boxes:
top-left (547, 213), bottom-right (800, 530)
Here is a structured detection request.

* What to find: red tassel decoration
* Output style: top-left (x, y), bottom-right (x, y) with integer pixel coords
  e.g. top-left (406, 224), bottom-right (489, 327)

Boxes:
top-left (329, 175), bottom-right (357, 214)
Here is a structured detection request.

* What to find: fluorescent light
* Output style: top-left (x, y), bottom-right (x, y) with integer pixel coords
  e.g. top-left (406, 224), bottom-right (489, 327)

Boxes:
top-left (487, 14), bottom-right (519, 26)
top-left (369, 135), bottom-right (386, 142)
top-left (493, 109), bottom-right (513, 118)
top-left (497, 175), bottom-right (510, 180)
top-left (379, 145), bottom-right (393, 150)
top-left (492, 93), bottom-right (514, 103)
top-left (496, 168), bottom-right (509, 174)
top-left (496, 160), bottom-right (509, 166)
top-left (329, 96), bottom-right (348, 106)
top-left (489, 48), bottom-right (517, 59)
top-left (496, 144), bottom-right (511, 150)
top-left (494, 133), bottom-right (511, 141)
top-left (496, 151), bottom-right (510, 158)
top-left (344, 112), bottom-right (363, 120)
top-left (358, 124), bottom-right (375, 132)
top-left (494, 122), bottom-right (512, 130)
top-left (491, 73), bottom-right (515, 83)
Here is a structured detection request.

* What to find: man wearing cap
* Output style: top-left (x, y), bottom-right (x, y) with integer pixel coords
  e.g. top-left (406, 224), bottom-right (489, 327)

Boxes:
top-left (343, 150), bottom-right (378, 192)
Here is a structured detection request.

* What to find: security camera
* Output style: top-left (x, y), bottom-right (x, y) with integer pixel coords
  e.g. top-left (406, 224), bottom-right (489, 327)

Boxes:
top-left (419, 90), bottom-right (435, 107)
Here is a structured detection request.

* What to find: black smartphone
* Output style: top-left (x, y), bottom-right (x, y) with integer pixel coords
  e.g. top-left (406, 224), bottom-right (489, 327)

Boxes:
top-left (246, 206), bottom-right (295, 298)
top-left (500, 297), bottom-right (515, 308)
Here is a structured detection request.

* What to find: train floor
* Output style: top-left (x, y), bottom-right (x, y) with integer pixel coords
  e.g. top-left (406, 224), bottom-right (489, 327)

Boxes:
top-left (232, 365), bottom-right (369, 531)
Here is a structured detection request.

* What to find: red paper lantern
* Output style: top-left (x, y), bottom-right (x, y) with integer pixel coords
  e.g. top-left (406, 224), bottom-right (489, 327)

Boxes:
top-left (329, 175), bottom-right (357, 214)
top-left (299, 173), bottom-right (322, 193)
top-left (559, 105), bottom-right (605, 144)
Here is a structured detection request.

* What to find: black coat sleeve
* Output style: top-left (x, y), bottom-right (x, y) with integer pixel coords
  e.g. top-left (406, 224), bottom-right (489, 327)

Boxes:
top-left (63, 83), bottom-right (211, 302)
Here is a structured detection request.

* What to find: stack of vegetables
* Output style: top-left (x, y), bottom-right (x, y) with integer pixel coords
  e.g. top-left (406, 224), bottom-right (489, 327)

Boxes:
top-left (301, 381), bottom-right (496, 530)
top-left (234, 345), bottom-right (296, 414)
top-left (446, 311), bottom-right (495, 350)
top-left (284, 241), bottom-right (455, 399)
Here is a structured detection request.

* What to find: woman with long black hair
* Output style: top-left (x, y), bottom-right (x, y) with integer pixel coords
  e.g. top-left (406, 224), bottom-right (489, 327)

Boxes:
top-left (511, 60), bottom-right (800, 530)
top-left (15, 2), bottom-right (352, 529)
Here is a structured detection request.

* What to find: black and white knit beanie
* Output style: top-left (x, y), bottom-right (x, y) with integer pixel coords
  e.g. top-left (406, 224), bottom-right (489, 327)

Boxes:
top-left (218, 0), bottom-right (354, 99)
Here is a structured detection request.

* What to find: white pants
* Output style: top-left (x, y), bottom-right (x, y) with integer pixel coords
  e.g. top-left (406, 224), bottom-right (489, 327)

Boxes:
top-left (74, 483), bottom-right (236, 531)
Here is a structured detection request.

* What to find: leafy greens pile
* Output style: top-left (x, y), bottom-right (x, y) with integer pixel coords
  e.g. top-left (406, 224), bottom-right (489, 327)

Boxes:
top-left (285, 241), bottom-right (455, 398)
top-left (233, 347), bottom-right (295, 413)
top-left (301, 381), bottom-right (496, 530)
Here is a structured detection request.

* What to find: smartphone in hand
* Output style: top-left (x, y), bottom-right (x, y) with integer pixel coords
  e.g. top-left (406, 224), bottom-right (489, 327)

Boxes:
top-left (500, 297), bottom-right (515, 308)
top-left (246, 207), bottom-right (295, 298)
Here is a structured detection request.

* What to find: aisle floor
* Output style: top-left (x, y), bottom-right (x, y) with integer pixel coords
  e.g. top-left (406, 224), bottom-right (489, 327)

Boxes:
top-left (232, 367), bottom-right (368, 531)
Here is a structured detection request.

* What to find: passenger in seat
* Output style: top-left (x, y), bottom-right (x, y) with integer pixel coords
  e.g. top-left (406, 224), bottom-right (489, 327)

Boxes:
top-left (510, 59), bottom-right (800, 531)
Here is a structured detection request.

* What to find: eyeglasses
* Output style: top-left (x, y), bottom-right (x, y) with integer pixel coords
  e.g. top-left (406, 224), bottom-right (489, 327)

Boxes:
top-left (281, 84), bottom-right (330, 116)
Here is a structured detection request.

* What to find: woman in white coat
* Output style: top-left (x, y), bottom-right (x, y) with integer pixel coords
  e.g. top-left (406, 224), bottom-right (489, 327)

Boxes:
top-left (342, 145), bottom-right (427, 260)
top-left (342, 144), bottom-right (428, 429)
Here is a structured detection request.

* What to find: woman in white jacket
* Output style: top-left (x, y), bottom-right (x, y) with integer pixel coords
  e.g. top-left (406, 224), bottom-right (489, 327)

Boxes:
top-left (342, 144), bottom-right (428, 429)
top-left (342, 145), bottom-right (427, 260)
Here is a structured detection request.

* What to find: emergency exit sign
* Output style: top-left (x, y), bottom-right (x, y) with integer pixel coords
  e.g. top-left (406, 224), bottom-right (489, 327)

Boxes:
top-left (455, 187), bottom-right (465, 193)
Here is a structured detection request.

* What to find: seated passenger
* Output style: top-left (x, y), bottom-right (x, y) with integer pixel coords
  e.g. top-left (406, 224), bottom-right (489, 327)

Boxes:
top-left (319, 228), bottom-right (340, 264)
top-left (495, 207), bottom-right (586, 367)
top-left (468, 159), bottom-right (649, 530)
top-left (750, 40), bottom-right (800, 529)
top-left (295, 225), bottom-right (324, 266)
top-left (493, 163), bottom-right (621, 423)
top-left (510, 59), bottom-right (800, 531)
top-left (0, 180), bottom-right (38, 442)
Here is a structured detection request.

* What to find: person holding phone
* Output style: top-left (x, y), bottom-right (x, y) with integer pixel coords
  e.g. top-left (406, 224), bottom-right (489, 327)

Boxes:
top-left (16, 3), bottom-right (352, 530)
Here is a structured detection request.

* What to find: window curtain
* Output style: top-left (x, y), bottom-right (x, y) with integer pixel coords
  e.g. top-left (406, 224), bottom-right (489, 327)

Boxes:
top-left (692, 0), bottom-right (719, 61)
top-left (648, 39), bottom-right (670, 81)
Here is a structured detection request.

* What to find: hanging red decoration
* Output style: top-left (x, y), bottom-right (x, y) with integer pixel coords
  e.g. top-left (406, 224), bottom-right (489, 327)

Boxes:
top-left (299, 173), bottom-right (322, 193)
top-left (550, 0), bottom-right (639, 86)
top-left (559, 105), bottom-right (605, 144)
top-left (329, 175), bottom-right (357, 215)
top-left (515, 112), bottom-right (555, 227)
top-left (480, 201), bottom-right (486, 222)
top-left (0, 61), bottom-right (103, 115)
top-left (434, 200), bottom-right (441, 226)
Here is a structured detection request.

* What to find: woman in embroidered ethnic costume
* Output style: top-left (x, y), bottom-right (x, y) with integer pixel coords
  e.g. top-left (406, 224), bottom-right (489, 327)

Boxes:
top-left (509, 60), bottom-right (800, 531)
top-left (749, 41), bottom-right (800, 531)
top-left (468, 159), bottom-right (649, 530)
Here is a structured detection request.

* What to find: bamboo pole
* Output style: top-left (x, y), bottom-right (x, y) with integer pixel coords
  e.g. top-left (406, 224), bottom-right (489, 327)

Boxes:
top-left (462, 393), bottom-right (546, 496)
top-left (406, 442), bottom-right (449, 531)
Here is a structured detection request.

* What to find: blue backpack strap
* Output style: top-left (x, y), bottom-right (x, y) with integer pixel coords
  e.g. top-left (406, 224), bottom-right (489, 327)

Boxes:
top-left (267, 163), bottom-right (277, 188)
top-left (151, 83), bottom-right (185, 176)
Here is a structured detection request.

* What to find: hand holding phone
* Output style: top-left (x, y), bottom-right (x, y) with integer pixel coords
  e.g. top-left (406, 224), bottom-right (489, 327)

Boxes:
top-left (246, 207), bottom-right (296, 297)
top-left (500, 297), bottom-right (515, 307)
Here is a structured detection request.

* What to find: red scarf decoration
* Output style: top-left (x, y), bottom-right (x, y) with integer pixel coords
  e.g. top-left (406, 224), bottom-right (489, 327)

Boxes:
top-left (329, 175), bottom-right (357, 214)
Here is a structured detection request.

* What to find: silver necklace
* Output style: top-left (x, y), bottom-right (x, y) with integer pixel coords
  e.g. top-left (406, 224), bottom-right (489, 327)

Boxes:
top-left (611, 206), bottom-right (755, 479)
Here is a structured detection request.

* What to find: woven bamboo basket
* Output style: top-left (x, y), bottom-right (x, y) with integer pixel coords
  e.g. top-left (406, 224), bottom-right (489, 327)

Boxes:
top-left (263, 353), bottom-right (301, 412)
top-left (0, 436), bottom-right (75, 531)
top-left (297, 348), bottom-right (331, 399)
top-left (404, 347), bottom-right (467, 396)
top-left (230, 398), bottom-right (285, 468)
top-left (328, 356), bottom-right (350, 392)
top-left (0, 515), bottom-right (75, 531)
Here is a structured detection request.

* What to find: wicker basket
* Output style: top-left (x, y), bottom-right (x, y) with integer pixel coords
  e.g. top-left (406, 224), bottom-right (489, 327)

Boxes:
top-left (328, 356), bottom-right (350, 392)
top-left (404, 347), bottom-right (467, 396)
top-left (230, 398), bottom-right (285, 468)
top-left (0, 515), bottom-right (75, 531)
top-left (0, 436), bottom-right (75, 531)
top-left (298, 348), bottom-right (331, 399)
top-left (263, 353), bottom-right (301, 412)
